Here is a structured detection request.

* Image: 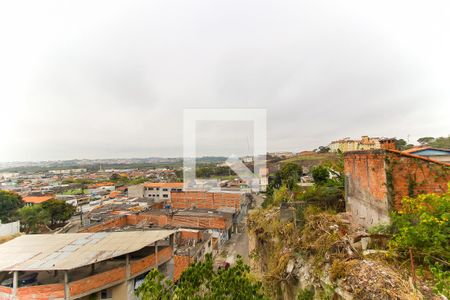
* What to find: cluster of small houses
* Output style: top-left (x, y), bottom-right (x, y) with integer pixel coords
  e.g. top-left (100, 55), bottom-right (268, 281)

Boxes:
top-left (0, 140), bottom-right (449, 300)
top-left (0, 179), bottom-right (253, 300)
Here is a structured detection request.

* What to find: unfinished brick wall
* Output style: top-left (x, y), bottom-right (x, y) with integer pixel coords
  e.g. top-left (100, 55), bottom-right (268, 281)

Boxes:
top-left (171, 215), bottom-right (230, 230)
top-left (179, 230), bottom-right (202, 241)
top-left (0, 286), bottom-right (11, 300)
top-left (78, 216), bottom-right (128, 233)
top-left (0, 283), bottom-right (65, 300)
top-left (344, 149), bottom-right (450, 227)
top-left (344, 150), bottom-right (389, 227)
top-left (81, 211), bottom-right (231, 233)
top-left (128, 213), bottom-right (230, 230)
top-left (171, 191), bottom-right (241, 210)
top-left (173, 255), bottom-right (191, 281)
top-left (16, 284), bottom-right (65, 300)
top-left (130, 246), bottom-right (173, 276)
top-left (70, 267), bottom-right (126, 297)
top-left (386, 151), bottom-right (450, 210)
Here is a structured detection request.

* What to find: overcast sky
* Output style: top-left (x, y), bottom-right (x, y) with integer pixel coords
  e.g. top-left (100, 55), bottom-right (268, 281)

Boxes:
top-left (1, 1), bottom-right (449, 161)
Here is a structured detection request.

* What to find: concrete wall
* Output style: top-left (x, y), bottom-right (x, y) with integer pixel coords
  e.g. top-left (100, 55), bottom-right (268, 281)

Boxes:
top-left (0, 221), bottom-right (20, 237)
top-left (127, 184), bottom-right (144, 198)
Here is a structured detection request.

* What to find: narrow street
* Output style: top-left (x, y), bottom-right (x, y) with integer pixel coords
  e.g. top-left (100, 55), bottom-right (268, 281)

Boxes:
top-left (215, 193), bottom-right (265, 265)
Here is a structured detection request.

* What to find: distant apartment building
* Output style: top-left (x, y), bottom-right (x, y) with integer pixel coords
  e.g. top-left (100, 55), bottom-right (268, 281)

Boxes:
top-left (0, 231), bottom-right (175, 300)
top-left (329, 136), bottom-right (395, 153)
top-left (144, 183), bottom-right (183, 200)
top-left (268, 151), bottom-right (295, 158)
top-left (128, 182), bottom-right (183, 201)
top-left (240, 156), bottom-right (253, 163)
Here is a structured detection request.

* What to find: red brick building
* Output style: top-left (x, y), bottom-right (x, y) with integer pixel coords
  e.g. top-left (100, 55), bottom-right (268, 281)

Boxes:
top-left (344, 149), bottom-right (450, 227)
top-left (170, 191), bottom-right (242, 210)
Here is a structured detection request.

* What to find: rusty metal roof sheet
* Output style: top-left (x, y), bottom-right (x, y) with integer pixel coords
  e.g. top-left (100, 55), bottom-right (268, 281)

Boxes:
top-left (0, 230), bottom-right (175, 271)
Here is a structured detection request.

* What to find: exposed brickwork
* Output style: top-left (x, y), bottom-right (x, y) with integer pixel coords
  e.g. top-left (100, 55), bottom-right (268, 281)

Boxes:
top-left (170, 191), bottom-right (241, 210)
top-left (173, 255), bottom-right (191, 281)
top-left (70, 267), bottom-right (125, 297)
top-left (78, 216), bottom-right (128, 233)
top-left (16, 284), bottom-right (65, 300)
top-left (179, 230), bottom-right (202, 241)
top-left (0, 286), bottom-right (11, 300)
top-left (0, 283), bottom-right (65, 300)
top-left (82, 212), bottom-right (231, 233)
top-left (344, 149), bottom-right (450, 227)
top-left (130, 246), bottom-right (173, 276)
top-left (386, 151), bottom-right (450, 209)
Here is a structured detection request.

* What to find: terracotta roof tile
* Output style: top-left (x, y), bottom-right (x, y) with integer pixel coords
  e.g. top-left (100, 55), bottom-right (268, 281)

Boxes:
top-left (22, 196), bottom-right (54, 204)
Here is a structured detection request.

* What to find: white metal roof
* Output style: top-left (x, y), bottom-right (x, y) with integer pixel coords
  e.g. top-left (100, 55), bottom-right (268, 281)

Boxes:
top-left (0, 230), bottom-right (175, 271)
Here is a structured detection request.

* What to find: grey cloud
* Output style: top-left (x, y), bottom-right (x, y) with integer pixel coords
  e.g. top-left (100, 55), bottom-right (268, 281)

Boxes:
top-left (0, 0), bottom-right (449, 161)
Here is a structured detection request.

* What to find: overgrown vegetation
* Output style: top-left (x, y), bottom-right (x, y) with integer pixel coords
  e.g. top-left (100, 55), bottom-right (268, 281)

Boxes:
top-left (264, 157), bottom-right (345, 214)
top-left (249, 155), bottom-right (449, 298)
top-left (136, 254), bottom-right (267, 299)
top-left (389, 187), bottom-right (450, 297)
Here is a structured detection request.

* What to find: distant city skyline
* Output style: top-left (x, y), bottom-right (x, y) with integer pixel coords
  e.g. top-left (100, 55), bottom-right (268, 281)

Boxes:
top-left (1, 1), bottom-right (449, 161)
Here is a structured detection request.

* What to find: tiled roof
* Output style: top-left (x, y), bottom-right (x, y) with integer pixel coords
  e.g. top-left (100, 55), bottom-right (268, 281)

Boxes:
top-left (22, 195), bottom-right (54, 204)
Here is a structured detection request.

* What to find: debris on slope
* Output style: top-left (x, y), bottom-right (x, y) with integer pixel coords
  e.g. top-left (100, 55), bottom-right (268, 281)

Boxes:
top-left (248, 206), bottom-right (439, 299)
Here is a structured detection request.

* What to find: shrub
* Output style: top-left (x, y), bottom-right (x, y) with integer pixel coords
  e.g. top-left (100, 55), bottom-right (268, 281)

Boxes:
top-left (389, 186), bottom-right (450, 297)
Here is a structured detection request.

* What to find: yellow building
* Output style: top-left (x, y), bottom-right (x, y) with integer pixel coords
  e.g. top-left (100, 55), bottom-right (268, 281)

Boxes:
top-left (329, 136), bottom-right (382, 153)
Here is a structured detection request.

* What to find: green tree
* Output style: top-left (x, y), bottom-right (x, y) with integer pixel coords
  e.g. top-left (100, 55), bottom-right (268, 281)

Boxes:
top-left (0, 190), bottom-right (23, 222)
top-left (394, 138), bottom-right (414, 151)
top-left (272, 185), bottom-right (292, 206)
top-left (136, 254), bottom-right (267, 300)
top-left (311, 165), bottom-right (329, 185)
top-left (317, 146), bottom-right (330, 153)
top-left (417, 136), bottom-right (435, 145)
top-left (17, 205), bottom-right (50, 233)
top-left (279, 163), bottom-right (302, 190)
top-left (136, 269), bottom-right (172, 300)
top-left (429, 136), bottom-right (450, 149)
top-left (41, 199), bottom-right (76, 227)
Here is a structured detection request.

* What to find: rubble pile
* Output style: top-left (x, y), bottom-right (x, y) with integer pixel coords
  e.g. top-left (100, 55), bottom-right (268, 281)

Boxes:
top-left (248, 206), bottom-right (438, 299)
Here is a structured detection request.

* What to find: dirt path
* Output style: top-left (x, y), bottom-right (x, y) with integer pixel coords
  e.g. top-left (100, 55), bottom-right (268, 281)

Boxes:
top-left (216, 193), bottom-right (265, 265)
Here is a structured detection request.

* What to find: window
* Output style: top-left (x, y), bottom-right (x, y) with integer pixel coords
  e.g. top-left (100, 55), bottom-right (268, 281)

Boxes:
top-left (163, 194), bottom-right (168, 198)
top-left (163, 188), bottom-right (168, 191)
top-left (100, 288), bottom-right (112, 299)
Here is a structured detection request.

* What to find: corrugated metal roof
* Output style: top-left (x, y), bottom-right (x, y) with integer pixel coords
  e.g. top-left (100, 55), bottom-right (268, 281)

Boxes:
top-left (0, 230), bottom-right (175, 271)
